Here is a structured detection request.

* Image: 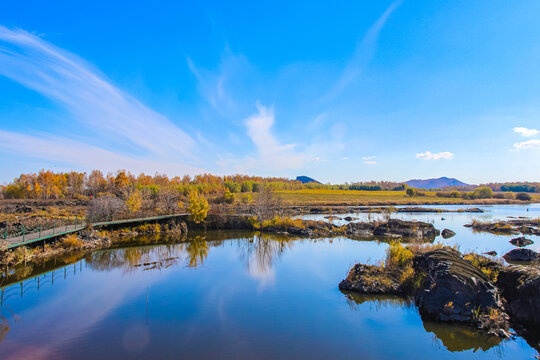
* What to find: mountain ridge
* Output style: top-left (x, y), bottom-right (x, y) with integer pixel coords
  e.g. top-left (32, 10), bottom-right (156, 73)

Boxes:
top-left (404, 177), bottom-right (470, 189)
top-left (295, 176), bottom-right (321, 184)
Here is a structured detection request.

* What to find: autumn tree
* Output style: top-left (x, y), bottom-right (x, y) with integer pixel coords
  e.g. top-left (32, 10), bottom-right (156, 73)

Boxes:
top-left (125, 190), bottom-right (143, 214)
top-left (187, 192), bottom-right (209, 223)
top-left (87, 170), bottom-right (106, 196)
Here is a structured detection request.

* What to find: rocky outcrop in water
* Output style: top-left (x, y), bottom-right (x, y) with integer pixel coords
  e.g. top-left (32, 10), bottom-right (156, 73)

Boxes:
top-left (413, 249), bottom-right (509, 336)
top-left (497, 266), bottom-right (540, 326)
top-left (259, 218), bottom-right (440, 240)
top-left (509, 236), bottom-right (534, 247)
top-left (340, 248), bottom-right (511, 337)
top-left (338, 264), bottom-right (401, 294)
top-left (503, 248), bottom-right (539, 263)
top-left (465, 219), bottom-right (540, 236)
top-left (441, 229), bottom-right (456, 239)
top-left (346, 219), bottom-right (440, 239)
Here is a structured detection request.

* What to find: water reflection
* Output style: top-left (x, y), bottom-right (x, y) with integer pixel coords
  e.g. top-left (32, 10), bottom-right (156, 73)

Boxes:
top-left (0, 227), bottom-right (538, 359)
top-left (185, 236), bottom-right (209, 268)
top-left (422, 321), bottom-right (503, 353)
top-left (236, 233), bottom-right (293, 278)
top-left (343, 290), bottom-right (505, 354)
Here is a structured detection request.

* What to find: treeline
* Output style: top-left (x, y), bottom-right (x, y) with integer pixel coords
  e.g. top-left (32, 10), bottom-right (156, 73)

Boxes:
top-left (0, 170), bottom-right (307, 200)
top-left (481, 182), bottom-right (540, 193)
top-left (0, 170), bottom-right (413, 200)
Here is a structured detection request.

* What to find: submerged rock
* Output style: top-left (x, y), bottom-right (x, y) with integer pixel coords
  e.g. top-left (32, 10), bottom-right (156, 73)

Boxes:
top-left (441, 229), bottom-right (456, 239)
top-left (509, 236), bottom-right (534, 247)
top-left (503, 248), bottom-right (539, 263)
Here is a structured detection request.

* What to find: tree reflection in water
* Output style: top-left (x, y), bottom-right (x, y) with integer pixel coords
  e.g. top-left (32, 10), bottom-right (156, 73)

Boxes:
top-left (184, 236), bottom-right (209, 268)
top-left (235, 233), bottom-right (294, 278)
top-left (85, 232), bottom-right (298, 275)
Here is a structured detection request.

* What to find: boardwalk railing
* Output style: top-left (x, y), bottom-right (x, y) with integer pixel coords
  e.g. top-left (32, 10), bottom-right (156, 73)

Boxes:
top-left (3, 213), bottom-right (186, 250)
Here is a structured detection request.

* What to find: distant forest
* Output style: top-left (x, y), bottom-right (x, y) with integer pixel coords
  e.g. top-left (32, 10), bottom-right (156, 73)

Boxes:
top-left (0, 169), bottom-right (538, 200)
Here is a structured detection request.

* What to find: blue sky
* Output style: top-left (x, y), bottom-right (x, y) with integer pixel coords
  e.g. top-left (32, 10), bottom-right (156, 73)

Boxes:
top-left (0, 0), bottom-right (539, 184)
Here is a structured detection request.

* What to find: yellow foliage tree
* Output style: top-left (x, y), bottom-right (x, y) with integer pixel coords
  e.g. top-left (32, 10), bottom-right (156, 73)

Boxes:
top-left (126, 190), bottom-right (142, 214)
top-left (187, 191), bottom-right (209, 223)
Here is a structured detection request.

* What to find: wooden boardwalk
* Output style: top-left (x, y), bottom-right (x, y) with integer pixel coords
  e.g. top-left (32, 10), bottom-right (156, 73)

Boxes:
top-left (3, 213), bottom-right (186, 249)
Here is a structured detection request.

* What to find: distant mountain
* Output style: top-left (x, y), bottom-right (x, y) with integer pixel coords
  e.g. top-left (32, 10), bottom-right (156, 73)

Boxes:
top-left (295, 176), bottom-right (321, 184)
top-left (404, 177), bottom-right (469, 189)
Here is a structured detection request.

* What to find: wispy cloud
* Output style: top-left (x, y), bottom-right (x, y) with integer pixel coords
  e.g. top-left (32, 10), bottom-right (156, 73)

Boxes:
top-left (362, 156), bottom-right (377, 164)
top-left (0, 25), bottom-right (199, 174)
top-left (416, 151), bottom-right (454, 160)
top-left (513, 139), bottom-right (540, 151)
top-left (245, 102), bottom-right (307, 170)
top-left (513, 127), bottom-right (539, 137)
top-left (0, 130), bottom-right (202, 175)
top-left (323, 0), bottom-right (402, 101)
top-left (186, 46), bottom-right (249, 114)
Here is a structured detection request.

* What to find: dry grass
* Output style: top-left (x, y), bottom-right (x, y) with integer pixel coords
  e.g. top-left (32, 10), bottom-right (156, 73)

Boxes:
top-left (274, 189), bottom-right (528, 206)
top-left (260, 216), bottom-right (305, 230)
top-left (463, 253), bottom-right (501, 281)
top-left (385, 241), bottom-right (414, 268)
top-left (61, 234), bottom-right (83, 249)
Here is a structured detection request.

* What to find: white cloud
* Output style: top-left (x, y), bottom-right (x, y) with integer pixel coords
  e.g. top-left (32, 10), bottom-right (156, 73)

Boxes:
top-left (513, 139), bottom-right (540, 151)
top-left (513, 127), bottom-right (539, 137)
top-left (362, 156), bottom-right (376, 160)
top-left (416, 151), bottom-right (454, 160)
top-left (0, 25), bottom-right (199, 175)
top-left (244, 102), bottom-right (307, 170)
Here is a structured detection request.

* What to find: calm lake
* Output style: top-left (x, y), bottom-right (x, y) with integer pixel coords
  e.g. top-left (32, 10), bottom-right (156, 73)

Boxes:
top-left (1, 204), bottom-right (539, 359)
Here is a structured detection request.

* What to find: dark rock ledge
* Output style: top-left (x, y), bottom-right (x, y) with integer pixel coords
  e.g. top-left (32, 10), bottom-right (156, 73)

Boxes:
top-left (339, 247), bottom-right (540, 338)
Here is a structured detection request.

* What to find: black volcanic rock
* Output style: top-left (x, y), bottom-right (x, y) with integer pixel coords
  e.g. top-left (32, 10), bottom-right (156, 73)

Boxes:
top-left (509, 236), bottom-right (534, 247)
top-left (441, 229), bottom-right (456, 239)
top-left (503, 248), bottom-right (539, 262)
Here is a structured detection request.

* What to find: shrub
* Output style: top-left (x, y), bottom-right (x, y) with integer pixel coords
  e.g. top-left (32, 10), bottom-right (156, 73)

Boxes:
top-left (406, 188), bottom-right (416, 197)
top-left (224, 181), bottom-right (241, 193)
top-left (222, 189), bottom-right (235, 204)
top-left (61, 234), bottom-right (83, 248)
top-left (240, 181), bottom-right (253, 193)
top-left (472, 187), bottom-right (493, 199)
top-left (516, 192), bottom-right (532, 201)
top-left (241, 193), bottom-right (252, 205)
top-left (385, 242), bottom-right (414, 268)
top-left (493, 192), bottom-right (515, 199)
